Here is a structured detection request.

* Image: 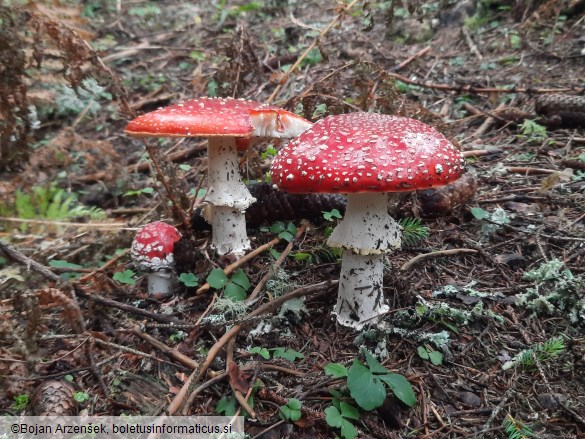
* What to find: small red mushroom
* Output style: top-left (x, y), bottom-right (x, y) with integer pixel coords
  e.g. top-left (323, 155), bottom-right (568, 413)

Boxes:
top-left (131, 221), bottom-right (181, 295)
top-left (125, 97), bottom-right (312, 256)
top-left (271, 112), bottom-right (465, 329)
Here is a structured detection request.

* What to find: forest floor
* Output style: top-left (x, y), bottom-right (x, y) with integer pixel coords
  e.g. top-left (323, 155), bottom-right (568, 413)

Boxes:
top-left (0, 1), bottom-right (584, 438)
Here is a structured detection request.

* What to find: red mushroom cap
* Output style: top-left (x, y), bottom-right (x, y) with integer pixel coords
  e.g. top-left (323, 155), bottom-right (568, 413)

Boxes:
top-left (271, 112), bottom-right (466, 194)
top-left (131, 221), bottom-right (181, 272)
top-left (124, 97), bottom-right (311, 150)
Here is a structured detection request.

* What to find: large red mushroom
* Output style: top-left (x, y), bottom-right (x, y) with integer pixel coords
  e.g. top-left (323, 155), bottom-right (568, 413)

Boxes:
top-left (271, 112), bottom-right (465, 329)
top-left (125, 97), bottom-right (311, 256)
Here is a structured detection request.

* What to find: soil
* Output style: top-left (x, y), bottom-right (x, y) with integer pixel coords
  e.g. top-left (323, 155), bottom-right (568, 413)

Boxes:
top-left (0, 1), bottom-right (584, 438)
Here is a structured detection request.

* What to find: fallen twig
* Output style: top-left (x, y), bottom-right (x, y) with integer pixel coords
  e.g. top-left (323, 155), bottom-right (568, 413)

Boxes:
top-left (391, 46), bottom-right (431, 71)
top-left (505, 166), bottom-right (559, 175)
top-left (401, 249), bottom-right (479, 271)
top-left (75, 287), bottom-right (186, 325)
top-left (0, 240), bottom-right (61, 282)
top-left (127, 326), bottom-right (198, 370)
top-left (462, 27), bottom-right (483, 61)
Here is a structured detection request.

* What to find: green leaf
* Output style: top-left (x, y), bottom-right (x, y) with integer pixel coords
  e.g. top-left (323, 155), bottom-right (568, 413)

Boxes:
top-left (329, 389), bottom-right (344, 400)
top-left (323, 209), bottom-right (343, 221)
top-left (378, 373), bottom-right (416, 407)
top-left (272, 347), bottom-right (304, 362)
top-left (278, 230), bottom-right (294, 242)
top-left (270, 248), bottom-right (281, 259)
top-left (324, 363), bottom-right (348, 378)
top-left (249, 347), bottom-right (270, 360)
top-left (224, 282), bottom-right (246, 301)
top-left (293, 252), bottom-right (312, 262)
top-left (280, 399), bottom-right (302, 421)
top-left (178, 164), bottom-right (192, 171)
top-left (279, 406), bottom-right (292, 420)
top-left (428, 351), bottom-right (443, 365)
top-left (365, 351), bottom-right (388, 375)
top-left (216, 395), bottom-right (237, 416)
top-left (312, 103), bottom-right (327, 119)
top-left (206, 268), bottom-right (228, 289)
top-left (270, 221), bottom-right (286, 234)
top-left (470, 207), bottom-right (490, 220)
top-left (324, 406), bottom-right (343, 428)
top-left (339, 401), bottom-right (360, 420)
top-left (49, 259), bottom-right (83, 269)
top-left (287, 398), bottom-right (302, 410)
top-left (74, 392), bottom-right (90, 403)
top-left (113, 270), bottom-right (136, 285)
top-left (231, 269), bottom-right (250, 290)
top-left (440, 320), bottom-right (460, 334)
top-left (347, 360), bottom-right (386, 410)
top-left (417, 346), bottom-right (430, 360)
top-left (341, 419), bottom-right (359, 439)
top-left (178, 272), bottom-right (199, 287)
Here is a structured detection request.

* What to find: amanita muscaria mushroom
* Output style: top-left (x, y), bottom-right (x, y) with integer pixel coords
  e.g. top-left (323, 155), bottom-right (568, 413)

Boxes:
top-left (271, 112), bottom-right (465, 329)
top-left (125, 97), bottom-right (311, 256)
top-left (131, 221), bottom-right (181, 295)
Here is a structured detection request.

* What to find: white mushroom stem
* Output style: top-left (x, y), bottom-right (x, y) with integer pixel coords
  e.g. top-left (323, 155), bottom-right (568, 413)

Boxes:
top-left (211, 205), bottom-right (250, 256)
top-left (205, 137), bottom-right (255, 256)
top-left (147, 271), bottom-right (173, 295)
top-left (328, 192), bottom-right (401, 329)
top-left (334, 251), bottom-right (388, 329)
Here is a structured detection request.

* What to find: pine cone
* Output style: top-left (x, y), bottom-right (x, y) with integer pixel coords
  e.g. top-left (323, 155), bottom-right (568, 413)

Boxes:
top-left (535, 94), bottom-right (585, 128)
top-left (31, 380), bottom-right (78, 416)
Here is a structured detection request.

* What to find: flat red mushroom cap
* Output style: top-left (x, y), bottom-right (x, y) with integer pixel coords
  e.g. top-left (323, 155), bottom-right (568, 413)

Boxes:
top-left (131, 221), bottom-right (181, 272)
top-left (124, 97), bottom-right (311, 150)
top-left (271, 113), bottom-right (465, 193)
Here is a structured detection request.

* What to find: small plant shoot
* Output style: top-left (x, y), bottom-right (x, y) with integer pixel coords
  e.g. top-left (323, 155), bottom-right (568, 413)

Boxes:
top-left (178, 272), bottom-right (199, 287)
top-left (206, 268), bottom-right (251, 301)
top-left (113, 270), bottom-right (136, 286)
top-left (270, 221), bottom-right (297, 242)
top-left (347, 351), bottom-right (416, 410)
top-left (325, 401), bottom-right (360, 439)
top-left (418, 346), bottom-right (443, 365)
top-left (323, 208), bottom-right (342, 221)
top-left (279, 398), bottom-right (302, 422)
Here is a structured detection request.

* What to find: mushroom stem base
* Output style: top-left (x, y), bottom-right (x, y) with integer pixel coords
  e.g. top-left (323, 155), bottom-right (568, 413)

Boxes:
top-left (147, 271), bottom-right (173, 295)
top-left (333, 250), bottom-right (389, 329)
top-left (206, 137), bottom-right (254, 256)
top-left (211, 205), bottom-right (251, 256)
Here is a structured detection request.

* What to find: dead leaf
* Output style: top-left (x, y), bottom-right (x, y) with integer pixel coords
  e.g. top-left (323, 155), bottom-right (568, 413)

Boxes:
top-left (228, 361), bottom-right (249, 393)
top-left (539, 172), bottom-right (561, 192)
top-left (0, 267), bottom-right (24, 283)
